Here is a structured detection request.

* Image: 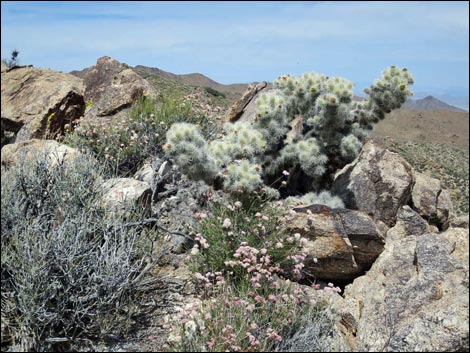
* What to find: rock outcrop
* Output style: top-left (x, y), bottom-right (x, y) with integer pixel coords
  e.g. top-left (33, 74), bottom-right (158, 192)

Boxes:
top-left (227, 81), bottom-right (267, 122)
top-left (1, 66), bottom-right (85, 142)
top-left (1, 139), bottom-right (80, 169)
top-left (450, 214), bottom-right (469, 229)
top-left (394, 205), bottom-right (430, 237)
top-left (71, 56), bottom-right (157, 122)
top-left (283, 204), bottom-right (385, 282)
top-left (333, 139), bottom-right (414, 227)
top-left (411, 171), bottom-right (453, 230)
top-left (100, 178), bottom-right (152, 217)
top-left (332, 226), bottom-right (469, 352)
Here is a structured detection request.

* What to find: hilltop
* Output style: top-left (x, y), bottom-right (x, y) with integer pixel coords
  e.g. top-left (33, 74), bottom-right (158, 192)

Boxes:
top-left (403, 95), bottom-right (467, 112)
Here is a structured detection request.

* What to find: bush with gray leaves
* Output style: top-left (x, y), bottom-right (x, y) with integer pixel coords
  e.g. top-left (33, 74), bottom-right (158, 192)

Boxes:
top-left (1, 151), bottom-right (164, 351)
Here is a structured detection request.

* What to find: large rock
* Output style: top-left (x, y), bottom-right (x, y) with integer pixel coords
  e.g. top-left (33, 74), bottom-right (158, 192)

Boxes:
top-left (333, 139), bottom-right (414, 227)
top-left (283, 204), bottom-right (385, 282)
top-left (333, 227), bottom-right (469, 352)
top-left (450, 214), bottom-right (469, 229)
top-left (71, 56), bottom-right (156, 122)
top-left (227, 81), bottom-right (267, 122)
top-left (1, 139), bottom-right (80, 169)
top-left (134, 160), bottom-right (157, 187)
top-left (411, 172), bottom-right (453, 230)
top-left (1, 66), bottom-right (85, 142)
top-left (395, 205), bottom-right (430, 237)
top-left (100, 178), bottom-right (152, 216)
top-left (134, 158), bottom-right (173, 188)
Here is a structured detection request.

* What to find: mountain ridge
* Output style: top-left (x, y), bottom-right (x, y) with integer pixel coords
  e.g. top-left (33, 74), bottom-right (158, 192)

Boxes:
top-left (403, 95), bottom-right (467, 112)
top-left (133, 65), bottom-right (250, 95)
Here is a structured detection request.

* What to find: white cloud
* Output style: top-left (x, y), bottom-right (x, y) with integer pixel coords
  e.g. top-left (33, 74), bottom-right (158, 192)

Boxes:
top-left (1, 1), bottom-right (468, 92)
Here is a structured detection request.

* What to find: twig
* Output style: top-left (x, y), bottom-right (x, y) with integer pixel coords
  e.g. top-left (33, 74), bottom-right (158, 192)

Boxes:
top-left (132, 247), bottom-right (170, 284)
top-left (155, 188), bottom-right (178, 200)
top-left (110, 218), bottom-right (193, 241)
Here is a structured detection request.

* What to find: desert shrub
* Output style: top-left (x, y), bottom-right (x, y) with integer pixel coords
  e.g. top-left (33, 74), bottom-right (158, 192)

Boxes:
top-left (64, 95), bottom-right (214, 177)
top-left (275, 306), bottom-right (336, 352)
top-left (175, 280), bottom-right (335, 352)
top-left (204, 86), bottom-right (226, 98)
top-left (1, 151), bottom-right (163, 351)
top-left (2, 49), bottom-right (20, 68)
top-left (165, 67), bottom-right (413, 200)
top-left (285, 191), bottom-right (345, 209)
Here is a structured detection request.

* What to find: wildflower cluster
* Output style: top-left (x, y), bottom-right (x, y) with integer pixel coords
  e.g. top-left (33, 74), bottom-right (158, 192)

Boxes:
top-left (169, 192), bottom-right (343, 352)
top-left (188, 200), bottom-right (308, 281)
top-left (165, 67), bottom-right (413, 199)
top-left (176, 283), bottom-right (322, 352)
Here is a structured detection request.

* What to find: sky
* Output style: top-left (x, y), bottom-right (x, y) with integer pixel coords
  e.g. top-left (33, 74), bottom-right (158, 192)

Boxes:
top-left (1, 1), bottom-right (469, 98)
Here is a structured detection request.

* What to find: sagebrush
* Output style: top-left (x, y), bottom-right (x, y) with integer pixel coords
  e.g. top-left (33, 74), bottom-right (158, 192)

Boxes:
top-left (1, 151), bottom-right (164, 351)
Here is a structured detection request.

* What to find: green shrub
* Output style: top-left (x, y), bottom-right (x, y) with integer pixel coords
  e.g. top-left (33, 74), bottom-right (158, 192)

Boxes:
top-left (204, 86), bottom-right (226, 98)
top-left (1, 151), bottom-right (163, 351)
top-left (64, 95), bottom-right (212, 177)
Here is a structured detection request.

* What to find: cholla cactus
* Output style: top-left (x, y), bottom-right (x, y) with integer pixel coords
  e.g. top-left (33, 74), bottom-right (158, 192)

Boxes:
top-left (164, 123), bottom-right (217, 183)
top-left (223, 159), bottom-right (263, 193)
top-left (285, 191), bottom-right (345, 209)
top-left (277, 138), bottom-right (327, 177)
top-left (209, 121), bottom-right (266, 167)
top-left (165, 66), bottom-right (413, 200)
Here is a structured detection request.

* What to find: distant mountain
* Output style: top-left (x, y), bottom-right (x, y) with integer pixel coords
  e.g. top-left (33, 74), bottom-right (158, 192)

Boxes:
top-left (403, 96), bottom-right (467, 112)
top-left (133, 65), bottom-right (249, 95)
top-left (411, 92), bottom-right (469, 111)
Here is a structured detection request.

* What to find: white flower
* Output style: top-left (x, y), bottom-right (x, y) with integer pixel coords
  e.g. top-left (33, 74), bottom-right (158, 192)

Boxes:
top-left (222, 218), bottom-right (232, 228)
top-left (282, 170), bottom-right (290, 176)
top-left (190, 245), bottom-right (199, 255)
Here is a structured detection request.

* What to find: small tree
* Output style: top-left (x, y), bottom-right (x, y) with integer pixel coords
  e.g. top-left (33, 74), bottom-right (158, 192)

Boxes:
top-left (2, 49), bottom-right (20, 68)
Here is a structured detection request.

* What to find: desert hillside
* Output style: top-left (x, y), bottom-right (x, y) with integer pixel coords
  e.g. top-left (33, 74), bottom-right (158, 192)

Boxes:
top-left (134, 65), bottom-right (249, 95)
top-left (372, 108), bottom-right (469, 150)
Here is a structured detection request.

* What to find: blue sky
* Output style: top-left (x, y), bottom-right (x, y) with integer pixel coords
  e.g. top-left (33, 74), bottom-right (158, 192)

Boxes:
top-left (1, 1), bottom-right (469, 97)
